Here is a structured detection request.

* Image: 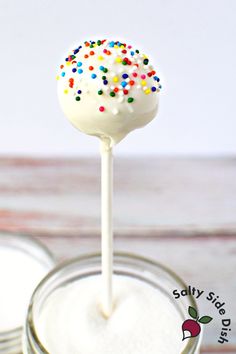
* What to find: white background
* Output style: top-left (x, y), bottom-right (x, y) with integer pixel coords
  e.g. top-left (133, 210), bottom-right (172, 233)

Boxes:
top-left (0, 0), bottom-right (235, 156)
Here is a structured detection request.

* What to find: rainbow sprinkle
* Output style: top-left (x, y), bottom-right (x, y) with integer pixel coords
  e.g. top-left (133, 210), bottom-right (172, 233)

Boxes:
top-left (57, 39), bottom-right (162, 113)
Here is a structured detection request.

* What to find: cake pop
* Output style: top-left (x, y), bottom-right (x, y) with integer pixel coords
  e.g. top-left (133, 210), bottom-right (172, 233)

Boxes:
top-left (57, 39), bottom-right (161, 146)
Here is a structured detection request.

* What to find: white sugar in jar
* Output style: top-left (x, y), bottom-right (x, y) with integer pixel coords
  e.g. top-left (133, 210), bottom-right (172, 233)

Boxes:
top-left (0, 233), bottom-right (55, 354)
top-left (23, 253), bottom-right (201, 354)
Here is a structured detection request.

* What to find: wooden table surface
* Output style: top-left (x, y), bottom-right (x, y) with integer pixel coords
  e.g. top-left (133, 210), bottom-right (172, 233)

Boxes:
top-left (0, 156), bottom-right (235, 354)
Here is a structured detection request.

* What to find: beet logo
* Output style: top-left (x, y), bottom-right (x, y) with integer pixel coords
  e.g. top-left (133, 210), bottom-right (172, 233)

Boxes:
top-left (182, 306), bottom-right (213, 340)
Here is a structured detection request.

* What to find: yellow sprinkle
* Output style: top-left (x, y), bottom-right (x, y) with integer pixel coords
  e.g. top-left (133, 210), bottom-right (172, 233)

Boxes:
top-left (141, 80), bottom-right (147, 86)
top-left (98, 55), bottom-right (104, 60)
top-left (113, 76), bottom-right (119, 83)
top-left (121, 45), bottom-right (125, 49)
top-left (114, 45), bottom-right (118, 48)
top-left (64, 89), bottom-right (68, 94)
top-left (56, 75), bottom-right (60, 80)
top-left (145, 88), bottom-right (151, 94)
top-left (66, 61), bottom-right (71, 66)
top-left (115, 57), bottom-right (122, 63)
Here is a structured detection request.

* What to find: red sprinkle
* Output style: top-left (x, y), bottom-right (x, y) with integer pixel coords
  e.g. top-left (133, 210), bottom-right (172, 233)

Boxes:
top-left (133, 72), bottom-right (138, 77)
top-left (122, 49), bottom-right (127, 54)
top-left (84, 54), bottom-right (89, 58)
top-left (123, 89), bottom-right (129, 95)
top-left (129, 80), bottom-right (135, 86)
top-left (89, 66), bottom-right (94, 71)
top-left (90, 51), bottom-right (95, 55)
top-left (99, 106), bottom-right (105, 112)
top-left (60, 65), bottom-right (64, 69)
top-left (114, 87), bottom-right (119, 93)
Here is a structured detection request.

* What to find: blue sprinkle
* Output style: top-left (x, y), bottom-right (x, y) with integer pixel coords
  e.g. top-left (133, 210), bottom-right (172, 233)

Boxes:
top-left (77, 90), bottom-right (82, 94)
top-left (130, 51), bottom-right (135, 56)
top-left (99, 65), bottom-right (105, 71)
top-left (103, 79), bottom-right (108, 85)
top-left (65, 58), bottom-right (68, 61)
top-left (72, 68), bottom-right (77, 73)
top-left (121, 81), bottom-right (127, 87)
top-left (154, 76), bottom-right (160, 82)
top-left (78, 69), bottom-right (83, 74)
top-left (151, 86), bottom-right (157, 92)
top-left (74, 49), bottom-right (79, 54)
top-left (77, 62), bottom-right (82, 67)
top-left (109, 41), bottom-right (115, 47)
top-left (122, 73), bottom-right (128, 79)
top-left (61, 72), bottom-right (65, 77)
top-left (91, 73), bottom-right (97, 79)
top-left (159, 84), bottom-right (162, 89)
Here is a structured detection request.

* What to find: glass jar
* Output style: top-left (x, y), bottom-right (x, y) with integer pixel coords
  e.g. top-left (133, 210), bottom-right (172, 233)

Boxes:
top-left (24, 253), bottom-right (202, 353)
top-left (0, 232), bottom-right (55, 354)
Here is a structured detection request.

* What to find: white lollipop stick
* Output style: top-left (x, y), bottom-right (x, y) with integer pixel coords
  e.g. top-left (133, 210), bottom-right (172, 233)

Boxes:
top-left (100, 138), bottom-right (113, 318)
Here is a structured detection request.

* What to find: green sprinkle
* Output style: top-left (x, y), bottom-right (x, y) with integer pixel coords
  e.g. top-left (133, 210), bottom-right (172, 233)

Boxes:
top-left (127, 97), bottom-right (134, 103)
top-left (98, 90), bottom-right (103, 95)
top-left (102, 76), bottom-right (106, 80)
top-left (97, 40), bottom-right (101, 46)
top-left (75, 96), bottom-right (81, 101)
top-left (143, 58), bottom-right (149, 65)
top-left (136, 50), bottom-right (139, 54)
top-left (110, 92), bottom-right (115, 97)
top-left (122, 60), bottom-right (127, 65)
top-left (103, 68), bottom-right (108, 73)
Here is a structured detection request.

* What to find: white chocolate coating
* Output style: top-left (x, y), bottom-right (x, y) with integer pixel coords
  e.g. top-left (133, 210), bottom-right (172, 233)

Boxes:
top-left (57, 39), bottom-right (161, 146)
top-left (36, 275), bottom-right (185, 354)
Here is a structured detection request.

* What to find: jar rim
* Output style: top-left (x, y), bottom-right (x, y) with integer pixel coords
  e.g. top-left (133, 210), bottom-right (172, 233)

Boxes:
top-left (26, 252), bottom-right (202, 354)
top-left (0, 232), bottom-right (55, 339)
